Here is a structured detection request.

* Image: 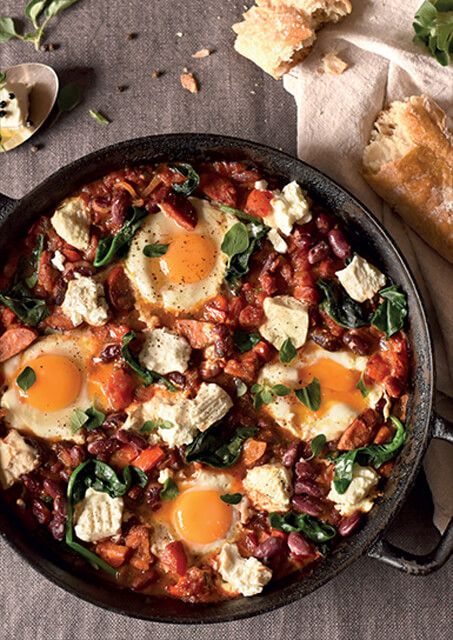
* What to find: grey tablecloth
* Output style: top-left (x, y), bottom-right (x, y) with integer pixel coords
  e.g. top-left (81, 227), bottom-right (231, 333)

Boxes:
top-left (0, 1), bottom-right (451, 639)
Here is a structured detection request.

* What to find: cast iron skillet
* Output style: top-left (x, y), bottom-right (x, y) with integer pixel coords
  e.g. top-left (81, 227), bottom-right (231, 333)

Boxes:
top-left (0, 134), bottom-right (452, 624)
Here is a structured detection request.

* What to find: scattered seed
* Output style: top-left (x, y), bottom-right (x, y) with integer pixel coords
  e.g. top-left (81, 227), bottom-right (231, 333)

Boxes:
top-left (176, 31), bottom-right (183, 38)
top-left (42, 43), bottom-right (60, 52)
top-left (192, 48), bottom-right (212, 59)
top-left (89, 109), bottom-right (111, 125)
top-left (117, 85), bottom-right (129, 92)
top-left (151, 69), bottom-right (164, 79)
top-left (127, 32), bottom-right (138, 40)
top-left (180, 72), bottom-right (199, 94)
top-left (31, 144), bottom-right (43, 153)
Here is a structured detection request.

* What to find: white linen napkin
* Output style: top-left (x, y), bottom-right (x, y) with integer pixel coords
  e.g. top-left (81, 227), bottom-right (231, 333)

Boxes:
top-left (283, 0), bottom-right (453, 532)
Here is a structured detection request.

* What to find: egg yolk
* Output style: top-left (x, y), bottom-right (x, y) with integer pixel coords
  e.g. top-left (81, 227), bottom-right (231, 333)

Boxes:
top-left (16, 354), bottom-right (82, 412)
top-left (160, 233), bottom-right (216, 284)
top-left (172, 489), bottom-right (232, 544)
top-left (295, 358), bottom-right (367, 417)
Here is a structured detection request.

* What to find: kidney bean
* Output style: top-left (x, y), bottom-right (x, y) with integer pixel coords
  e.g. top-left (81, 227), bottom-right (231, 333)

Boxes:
top-left (253, 536), bottom-right (287, 564)
top-left (282, 442), bottom-right (300, 468)
top-left (292, 227), bottom-right (316, 250)
top-left (287, 532), bottom-right (317, 558)
top-left (311, 328), bottom-right (342, 352)
top-left (103, 412), bottom-right (127, 430)
top-left (99, 343), bottom-right (122, 362)
top-left (385, 376), bottom-right (404, 398)
top-left (131, 569), bottom-right (159, 591)
top-left (294, 479), bottom-right (324, 498)
top-left (338, 511), bottom-right (363, 537)
top-left (111, 190), bottom-right (131, 230)
top-left (308, 241), bottom-right (330, 265)
top-left (168, 372), bottom-right (186, 389)
top-left (315, 212), bottom-right (333, 235)
top-left (342, 330), bottom-right (371, 356)
top-left (43, 479), bottom-right (64, 501)
top-left (22, 474), bottom-right (42, 497)
top-left (115, 429), bottom-right (147, 450)
top-left (295, 460), bottom-right (317, 480)
top-left (327, 228), bottom-right (351, 259)
top-left (200, 360), bottom-right (223, 379)
top-left (144, 484), bottom-right (161, 509)
top-left (87, 437), bottom-right (120, 458)
top-left (53, 494), bottom-right (67, 517)
top-left (49, 513), bottom-right (66, 541)
top-left (32, 499), bottom-right (51, 525)
top-left (63, 261), bottom-right (96, 280)
top-left (127, 485), bottom-right (143, 501)
top-left (291, 495), bottom-right (323, 517)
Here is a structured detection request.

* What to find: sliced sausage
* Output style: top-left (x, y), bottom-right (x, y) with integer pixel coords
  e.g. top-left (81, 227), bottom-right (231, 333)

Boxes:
top-left (0, 327), bottom-right (37, 362)
top-left (199, 173), bottom-right (237, 207)
top-left (160, 193), bottom-right (197, 229)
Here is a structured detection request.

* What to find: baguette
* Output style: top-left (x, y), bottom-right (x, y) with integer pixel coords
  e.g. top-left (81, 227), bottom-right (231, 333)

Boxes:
top-left (363, 96), bottom-right (453, 263)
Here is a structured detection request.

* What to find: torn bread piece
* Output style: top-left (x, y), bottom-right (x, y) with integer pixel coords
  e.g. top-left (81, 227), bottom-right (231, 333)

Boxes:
top-left (260, 0), bottom-right (352, 28)
top-left (363, 95), bottom-right (453, 264)
top-left (322, 51), bottom-right (348, 75)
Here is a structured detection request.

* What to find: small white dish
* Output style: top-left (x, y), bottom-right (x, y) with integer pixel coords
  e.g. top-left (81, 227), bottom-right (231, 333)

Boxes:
top-left (0, 62), bottom-right (59, 152)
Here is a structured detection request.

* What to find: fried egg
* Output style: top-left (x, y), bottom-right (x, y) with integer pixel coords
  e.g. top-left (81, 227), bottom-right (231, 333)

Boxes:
top-left (258, 342), bottom-right (383, 441)
top-left (126, 198), bottom-right (235, 313)
top-left (153, 470), bottom-right (242, 555)
top-left (0, 332), bottom-right (108, 442)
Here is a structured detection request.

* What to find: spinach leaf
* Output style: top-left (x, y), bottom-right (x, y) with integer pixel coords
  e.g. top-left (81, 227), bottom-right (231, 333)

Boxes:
top-left (269, 512), bottom-right (336, 544)
top-left (160, 478), bottom-right (179, 501)
top-left (218, 204), bottom-right (263, 224)
top-left (143, 243), bottom-right (169, 258)
top-left (332, 416), bottom-right (406, 493)
top-left (318, 279), bottom-right (371, 329)
top-left (308, 434), bottom-right (326, 460)
top-left (16, 366), bottom-right (36, 391)
top-left (233, 328), bottom-right (261, 353)
top-left (24, 234), bottom-right (45, 289)
top-left (185, 423), bottom-right (257, 468)
top-left (169, 163), bottom-right (200, 196)
top-left (223, 218), bottom-right (268, 286)
top-left (57, 83), bottom-right (82, 113)
top-left (221, 222), bottom-right (250, 259)
top-left (371, 285), bottom-right (408, 338)
top-left (121, 331), bottom-right (175, 391)
top-left (0, 288), bottom-right (49, 326)
top-left (70, 406), bottom-right (106, 434)
top-left (413, 0), bottom-right (453, 66)
top-left (295, 378), bottom-right (321, 411)
top-left (94, 207), bottom-right (147, 267)
top-left (220, 493), bottom-right (243, 504)
top-left (251, 383), bottom-right (291, 410)
top-left (279, 337), bottom-right (297, 363)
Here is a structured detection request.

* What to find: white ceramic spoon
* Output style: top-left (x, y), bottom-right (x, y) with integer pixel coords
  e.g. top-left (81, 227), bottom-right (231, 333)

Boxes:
top-left (0, 62), bottom-right (59, 152)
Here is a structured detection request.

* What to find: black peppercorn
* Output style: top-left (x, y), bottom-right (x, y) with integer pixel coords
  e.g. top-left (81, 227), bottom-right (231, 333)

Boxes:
top-left (0, 101), bottom-right (6, 108)
top-left (0, 110), bottom-right (7, 117)
top-left (8, 93), bottom-right (15, 100)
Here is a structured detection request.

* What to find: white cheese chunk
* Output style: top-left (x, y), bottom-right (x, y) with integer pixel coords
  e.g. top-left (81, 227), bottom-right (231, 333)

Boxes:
top-left (267, 228), bottom-right (288, 254)
top-left (336, 255), bottom-right (386, 303)
top-left (51, 250), bottom-right (66, 272)
top-left (243, 463), bottom-right (292, 512)
top-left (50, 197), bottom-right (91, 251)
top-left (0, 82), bottom-right (30, 129)
top-left (259, 295), bottom-right (309, 350)
top-left (254, 180), bottom-right (268, 191)
top-left (267, 181), bottom-right (311, 236)
top-left (328, 464), bottom-right (379, 516)
top-left (188, 383), bottom-right (233, 432)
top-left (139, 328), bottom-right (191, 375)
top-left (217, 543), bottom-right (272, 597)
top-left (74, 488), bottom-right (123, 542)
top-left (62, 276), bottom-right (109, 327)
top-left (157, 468), bottom-right (174, 484)
top-left (0, 430), bottom-right (39, 489)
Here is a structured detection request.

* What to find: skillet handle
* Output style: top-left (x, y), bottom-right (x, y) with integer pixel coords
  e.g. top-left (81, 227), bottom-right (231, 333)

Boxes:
top-left (367, 413), bottom-right (453, 575)
top-left (0, 192), bottom-right (16, 221)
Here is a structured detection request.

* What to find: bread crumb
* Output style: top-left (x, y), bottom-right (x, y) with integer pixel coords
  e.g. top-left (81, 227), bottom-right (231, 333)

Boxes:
top-left (180, 72), bottom-right (199, 94)
top-left (192, 48), bottom-right (212, 59)
top-left (322, 52), bottom-right (348, 75)
top-left (176, 32), bottom-right (183, 38)
top-left (151, 70), bottom-right (164, 79)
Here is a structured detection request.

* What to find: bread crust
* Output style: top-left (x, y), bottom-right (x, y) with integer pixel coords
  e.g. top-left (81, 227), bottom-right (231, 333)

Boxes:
top-left (363, 96), bottom-right (453, 264)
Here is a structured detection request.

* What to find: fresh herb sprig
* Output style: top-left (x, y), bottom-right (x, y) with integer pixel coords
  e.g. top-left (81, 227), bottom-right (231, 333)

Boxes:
top-left (16, 366), bottom-right (36, 391)
top-left (71, 406), bottom-right (106, 434)
top-left (250, 383), bottom-right (291, 410)
top-left (295, 378), bottom-right (321, 411)
top-left (0, 1), bottom-right (82, 51)
top-left (413, 0), bottom-right (453, 66)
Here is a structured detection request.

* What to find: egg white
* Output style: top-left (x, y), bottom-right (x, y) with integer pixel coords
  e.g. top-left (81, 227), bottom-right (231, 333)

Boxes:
top-left (125, 198), bottom-right (235, 313)
top-left (0, 332), bottom-right (95, 443)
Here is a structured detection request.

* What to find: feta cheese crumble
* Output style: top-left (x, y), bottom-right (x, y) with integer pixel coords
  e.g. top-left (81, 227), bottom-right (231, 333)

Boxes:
top-left (139, 327), bottom-right (191, 375)
top-left (217, 543), bottom-right (272, 597)
top-left (0, 430), bottom-right (39, 489)
top-left (259, 295), bottom-right (309, 350)
top-left (74, 488), bottom-right (123, 543)
top-left (62, 276), bottom-right (109, 327)
top-left (336, 255), bottom-right (386, 303)
top-left (50, 197), bottom-right (91, 251)
top-left (267, 228), bottom-right (288, 254)
top-left (328, 465), bottom-right (379, 516)
top-left (51, 250), bottom-right (66, 272)
top-left (243, 463), bottom-right (292, 512)
top-left (267, 181), bottom-right (311, 236)
top-left (0, 82), bottom-right (30, 129)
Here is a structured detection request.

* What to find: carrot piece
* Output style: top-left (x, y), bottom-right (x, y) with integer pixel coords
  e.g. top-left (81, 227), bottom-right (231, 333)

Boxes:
top-left (133, 446), bottom-right (165, 472)
top-left (242, 439), bottom-right (267, 467)
top-left (109, 444), bottom-right (138, 469)
top-left (96, 541), bottom-right (130, 568)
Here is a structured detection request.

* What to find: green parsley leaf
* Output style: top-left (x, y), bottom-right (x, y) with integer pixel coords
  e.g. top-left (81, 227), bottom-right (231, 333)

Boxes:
top-left (279, 337), bottom-right (297, 363)
top-left (16, 366), bottom-right (36, 391)
top-left (140, 418), bottom-right (174, 432)
top-left (308, 434), bottom-right (327, 460)
top-left (220, 492), bottom-right (243, 505)
top-left (233, 328), bottom-right (261, 353)
top-left (160, 478), bottom-right (179, 501)
top-left (70, 406), bottom-right (105, 434)
top-left (295, 378), bottom-right (321, 411)
top-left (251, 383), bottom-right (290, 409)
top-left (143, 243), bottom-right (169, 258)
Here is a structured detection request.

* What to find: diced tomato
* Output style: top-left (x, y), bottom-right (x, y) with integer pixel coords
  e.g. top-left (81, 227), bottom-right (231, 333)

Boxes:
top-left (125, 524), bottom-right (154, 571)
top-left (161, 541), bottom-right (188, 576)
top-left (166, 567), bottom-right (213, 602)
top-left (105, 367), bottom-right (136, 411)
top-left (96, 541), bottom-right (131, 568)
top-left (37, 250), bottom-right (58, 294)
top-left (242, 439), bottom-right (267, 467)
top-left (110, 444), bottom-right (138, 469)
top-left (133, 446), bottom-right (165, 472)
top-left (244, 189), bottom-right (273, 218)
